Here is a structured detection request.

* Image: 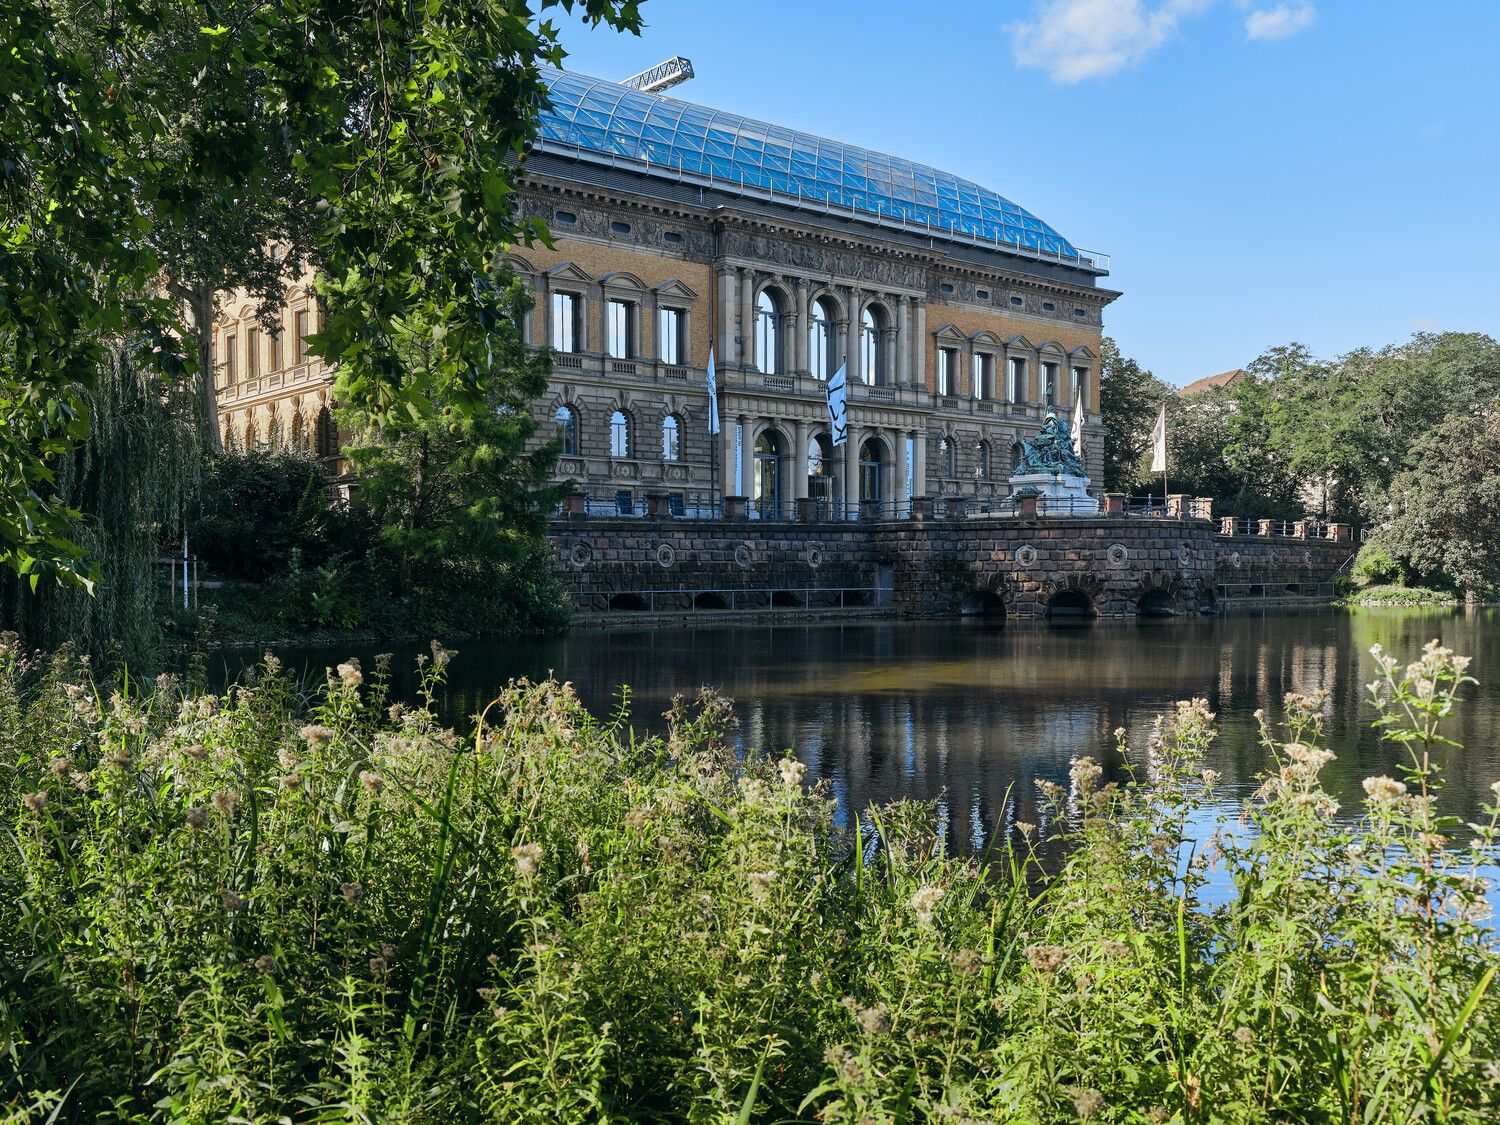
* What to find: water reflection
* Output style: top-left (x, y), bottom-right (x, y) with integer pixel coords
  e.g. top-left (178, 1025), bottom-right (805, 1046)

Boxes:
top-left (254, 607), bottom-right (1500, 862)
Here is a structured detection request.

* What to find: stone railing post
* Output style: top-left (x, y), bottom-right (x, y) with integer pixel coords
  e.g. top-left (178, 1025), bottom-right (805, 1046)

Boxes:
top-left (1257, 518), bottom-right (1274, 537)
top-left (724, 495), bottom-right (748, 522)
top-left (1104, 492), bottom-right (1125, 515)
top-left (1018, 494), bottom-right (1038, 517)
top-left (1167, 493), bottom-right (1189, 518)
top-left (1220, 516), bottom-right (1236, 536)
top-left (909, 496), bottom-right (932, 522)
top-left (563, 491), bottom-right (588, 520)
top-left (1293, 520), bottom-right (1308, 538)
top-left (1332, 523), bottom-right (1351, 541)
top-left (645, 492), bottom-right (668, 518)
top-left (796, 496), bottom-right (822, 523)
top-left (1189, 496), bottom-right (1213, 520)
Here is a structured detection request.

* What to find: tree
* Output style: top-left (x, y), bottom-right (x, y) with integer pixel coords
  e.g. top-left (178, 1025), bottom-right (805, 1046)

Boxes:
top-left (1381, 403), bottom-right (1500, 597)
top-left (2, 0), bottom-right (643, 588)
top-left (1097, 337), bottom-right (1171, 491)
top-left (1166, 378), bottom-right (1302, 517)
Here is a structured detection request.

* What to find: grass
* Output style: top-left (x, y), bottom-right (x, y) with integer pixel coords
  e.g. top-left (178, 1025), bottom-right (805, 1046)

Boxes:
top-left (1, 636), bottom-right (1498, 1122)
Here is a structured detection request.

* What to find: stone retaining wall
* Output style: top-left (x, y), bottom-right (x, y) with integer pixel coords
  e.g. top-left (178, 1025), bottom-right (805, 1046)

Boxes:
top-left (550, 517), bottom-right (1353, 618)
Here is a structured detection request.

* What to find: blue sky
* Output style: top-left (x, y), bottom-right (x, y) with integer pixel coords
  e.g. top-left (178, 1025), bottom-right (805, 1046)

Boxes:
top-left (555, 0), bottom-right (1499, 386)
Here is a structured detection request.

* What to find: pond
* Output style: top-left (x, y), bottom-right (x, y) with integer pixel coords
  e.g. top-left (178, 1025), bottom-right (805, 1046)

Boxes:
top-left (249, 606), bottom-right (1500, 859)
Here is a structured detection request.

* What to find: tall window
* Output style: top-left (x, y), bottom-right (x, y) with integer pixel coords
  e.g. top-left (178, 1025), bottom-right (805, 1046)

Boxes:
top-left (610, 410), bottom-right (630, 458)
top-left (1010, 441), bottom-right (1024, 472)
top-left (756, 291), bottom-right (781, 374)
top-left (858, 439), bottom-right (884, 504)
top-left (269, 329), bottom-right (283, 372)
top-left (809, 296), bottom-right (836, 380)
top-left (1072, 366), bottom-right (1088, 408)
top-left (555, 405), bottom-right (578, 456)
top-left (859, 307), bottom-right (884, 386)
top-left (607, 299), bottom-right (635, 357)
top-left (662, 414), bottom-right (681, 461)
top-left (294, 310), bottom-right (310, 362)
top-left (976, 441), bottom-right (991, 479)
top-left (658, 307), bottom-right (684, 365)
top-left (551, 292), bottom-right (579, 353)
top-left (1042, 362), bottom-right (1058, 407)
top-left (972, 353), bottom-right (992, 400)
top-left (753, 430), bottom-right (784, 517)
top-left (938, 437), bottom-right (955, 479)
top-left (808, 432), bottom-right (834, 512)
top-left (223, 334), bottom-right (237, 384)
top-left (937, 348), bottom-right (957, 396)
top-left (246, 328), bottom-right (261, 379)
top-left (1009, 357), bottom-right (1027, 403)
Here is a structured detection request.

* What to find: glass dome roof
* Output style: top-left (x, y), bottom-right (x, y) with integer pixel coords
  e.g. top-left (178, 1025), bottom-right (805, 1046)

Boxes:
top-left (535, 69), bottom-right (1082, 262)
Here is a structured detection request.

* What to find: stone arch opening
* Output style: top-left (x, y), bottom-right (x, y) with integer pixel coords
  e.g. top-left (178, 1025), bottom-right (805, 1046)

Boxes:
top-left (692, 592), bottom-right (729, 610)
top-left (608, 593), bottom-right (650, 612)
top-left (1046, 589), bottom-right (1096, 618)
top-left (1197, 588), bottom-right (1219, 614)
top-left (959, 590), bottom-right (1006, 618)
top-left (1137, 588), bottom-right (1174, 617)
top-left (771, 590), bottom-right (803, 608)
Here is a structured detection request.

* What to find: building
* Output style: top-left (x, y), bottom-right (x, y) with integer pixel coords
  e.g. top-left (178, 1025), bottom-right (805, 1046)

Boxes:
top-left (214, 67), bottom-right (1119, 517)
top-left (1178, 369), bottom-right (1247, 397)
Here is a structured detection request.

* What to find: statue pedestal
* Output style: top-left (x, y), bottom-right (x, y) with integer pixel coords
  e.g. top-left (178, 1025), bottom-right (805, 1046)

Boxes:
top-left (1008, 472), bottom-right (1098, 515)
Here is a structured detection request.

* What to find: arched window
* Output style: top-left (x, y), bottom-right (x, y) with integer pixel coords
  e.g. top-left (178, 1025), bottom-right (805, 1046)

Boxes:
top-left (859, 306), bottom-right (885, 386)
top-left (859, 438), bottom-right (884, 504)
top-left (753, 429), bottom-right (784, 517)
top-left (661, 413), bottom-right (681, 461)
top-left (244, 417), bottom-right (258, 449)
top-left (976, 441), bottom-right (991, 479)
top-left (315, 407), bottom-right (339, 459)
top-left (938, 437), bottom-right (955, 479)
top-left (756, 290), bottom-right (782, 374)
top-left (610, 410), bottom-right (631, 459)
top-left (808, 432), bottom-right (834, 512)
top-left (1010, 441), bottom-right (1024, 473)
top-left (291, 412), bottom-right (306, 452)
top-left (809, 296), bottom-right (836, 381)
top-left (555, 405), bottom-right (579, 456)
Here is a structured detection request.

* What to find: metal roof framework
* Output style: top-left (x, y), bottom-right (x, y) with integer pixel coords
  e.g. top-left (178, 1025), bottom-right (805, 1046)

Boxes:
top-left (535, 69), bottom-right (1103, 272)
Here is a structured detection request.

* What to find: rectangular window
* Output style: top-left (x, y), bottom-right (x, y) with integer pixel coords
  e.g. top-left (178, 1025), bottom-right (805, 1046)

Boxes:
top-left (971, 353), bottom-right (991, 400)
top-left (614, 490), bottom-right (634, 516)
top-left (246, 328), bottom-right (261, 379)
top-left (657, 307), bottom-right (683, 365)
top-left (1042, 362), bottom-right (1057, 406)
top-left (1072, 365), bottom-right (1088, 408)
top-left (1009, 357), bottom-right (1026, 403)
top-left (269, 329), bottom-right (283, 372)
top-left (550, 292), bottom-right (578, 353)
top-left (294, 310), bottom-right (310, 362)
top-left (668, 492), bottom-right (686, 517)
top-left (607, 299), bottom-right (634, 357)
top-left (224, 334), bottom-right (237, 384)
top-left (937, 348), bottom-right (957, 396)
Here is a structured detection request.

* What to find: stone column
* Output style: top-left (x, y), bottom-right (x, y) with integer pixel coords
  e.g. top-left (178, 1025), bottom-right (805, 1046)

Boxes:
top-left (895, 296), bottom-right (911, 386)
top-left (913, 302), bottom-right (927, 391)
top-left (718, 269), bottom-right (735, 363)
top-left (913, 430), bottom-right (928, 498)
top-left (881, 327), bottom-right (898, 388)
top-left (718, 422), bottom-right (736, 507)
top-left (836, 316), bottom-right (850, 377)
top-left (794, 278), bottom-right (809, 374)
top-left (843, 427), bottom-right (860, 518)
top-left (793, 420), bottom-right (810, 501)
top-left (738, 269), bottom-right (754, 368)
top-left (641, 288), bottom-right (657, 362)
top-left (895, 428), bottom-right (910, 514)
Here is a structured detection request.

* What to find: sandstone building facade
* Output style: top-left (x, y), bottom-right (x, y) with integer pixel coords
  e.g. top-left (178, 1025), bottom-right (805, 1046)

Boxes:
top-left (214, 68), bottom-right (1118, 517)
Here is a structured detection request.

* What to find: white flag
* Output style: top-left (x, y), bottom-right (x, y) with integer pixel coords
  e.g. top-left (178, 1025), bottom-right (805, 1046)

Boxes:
top-left (1071, 387), bottom-right (1085, 460)
top-left (1149, 403), bottom-right (1167, 473)
top-left (826, 362), bottom-right (849, 447)
top-left (706, 349), bottom-right (720, 436)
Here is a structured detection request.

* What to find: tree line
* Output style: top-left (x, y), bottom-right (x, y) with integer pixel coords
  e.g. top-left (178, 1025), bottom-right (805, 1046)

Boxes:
top-left (1099, 331), bottom-right (1500, 597)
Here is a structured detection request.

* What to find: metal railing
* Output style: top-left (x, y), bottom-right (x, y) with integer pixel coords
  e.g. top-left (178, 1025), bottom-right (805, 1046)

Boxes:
top-left (600, 586), bottom-right (888, 613)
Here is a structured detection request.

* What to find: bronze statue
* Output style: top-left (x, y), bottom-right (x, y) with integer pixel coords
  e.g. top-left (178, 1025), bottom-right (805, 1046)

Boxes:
top-left (1013, 411), bottom-right (1086, 477)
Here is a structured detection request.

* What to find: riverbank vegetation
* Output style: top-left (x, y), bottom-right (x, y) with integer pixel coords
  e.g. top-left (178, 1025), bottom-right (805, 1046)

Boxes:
top-left (1101, 332), bottom-right (1500, 600)
top-left (4, 636), bottom-right (1498, 1121)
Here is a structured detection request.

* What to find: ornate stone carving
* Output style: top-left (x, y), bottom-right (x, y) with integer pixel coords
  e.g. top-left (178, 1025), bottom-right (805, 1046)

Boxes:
top-left (1015, 544), bottom-right (1038, 568)
top-left (1106, 544), bottom-right (1129, 568)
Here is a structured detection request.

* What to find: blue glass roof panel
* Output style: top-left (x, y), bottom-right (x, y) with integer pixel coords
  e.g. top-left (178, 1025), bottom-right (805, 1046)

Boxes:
top-left (535, 69), bottom-right (1080, 259)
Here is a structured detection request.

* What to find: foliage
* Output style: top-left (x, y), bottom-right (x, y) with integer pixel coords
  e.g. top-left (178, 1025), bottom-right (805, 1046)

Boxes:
top-left (0, 346), bottom-right (200, 667)
top-left (1341, 585), bottom-right (1460, 607)
top-left (1162, 382), bottom-right (1301, 518)
top-left (3, 637), bottom-right (1499, 1122)
top-left (1350, 539), bottom-right (1413, 589)
top-left (1, 0), bottom-right (642, 585)
top-left (1097, 337), bottom-right (1171, 492)
top-left (1381, 403), bottom-right (1500, 597)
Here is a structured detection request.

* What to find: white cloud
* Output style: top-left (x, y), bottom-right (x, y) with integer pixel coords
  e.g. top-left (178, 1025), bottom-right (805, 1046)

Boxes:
top-left (1007, 0), bottom-right (1214, 84)
top-left (1243, 3), bottom-right (1317, 40)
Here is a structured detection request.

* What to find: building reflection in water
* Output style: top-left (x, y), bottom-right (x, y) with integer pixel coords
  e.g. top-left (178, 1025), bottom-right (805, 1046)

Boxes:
top-left (257, 609), bottom-right (1500, 861)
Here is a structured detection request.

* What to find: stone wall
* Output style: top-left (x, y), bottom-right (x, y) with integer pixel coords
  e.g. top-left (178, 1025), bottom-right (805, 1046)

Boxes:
top-left (551, 516), bottom-right (1355, 618)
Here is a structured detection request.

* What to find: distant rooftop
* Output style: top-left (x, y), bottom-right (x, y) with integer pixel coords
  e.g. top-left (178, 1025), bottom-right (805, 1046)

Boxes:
top-left (1179, 369), bottom-right (1248, 396)
top-left (534, 68), bottom-right (1105, 272)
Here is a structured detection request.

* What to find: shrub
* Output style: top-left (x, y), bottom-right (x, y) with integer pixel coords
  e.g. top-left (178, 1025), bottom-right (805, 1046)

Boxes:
top-left (2, 636), bottom-right (1498, 1121)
